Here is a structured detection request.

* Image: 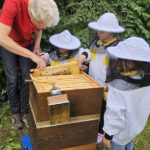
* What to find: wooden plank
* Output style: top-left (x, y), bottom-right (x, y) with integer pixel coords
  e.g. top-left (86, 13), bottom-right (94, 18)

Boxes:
top-left (29, 83), bottom-right (39, 121)
top-left (30, 73), bottom-right (101, 93)
top-left (29, 83), bottom-right (49, 122)
top-left (61, 143), bottom-right (96, 150)
top-left (29, 104), bottom-right (99, 150)
top-left (29, 109), bottom-right (99, 150)
top-left (64, 88), bottom-right (103, 117)
top-left (30, 100), bottom-right (100, 128)
top-left (29, 83), bottom-right (103, 122)
top-left (82, 72), bottom-right (102, 86)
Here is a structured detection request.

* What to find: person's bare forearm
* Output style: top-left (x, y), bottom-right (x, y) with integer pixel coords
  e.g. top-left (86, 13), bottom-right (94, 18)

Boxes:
top-left (0, 35), bottom-right (47, 68)
top-left (33, 29), bottom-right (43, 55)
top-left (34, 29), bottom-right (43, 49)
top-left (0, 23), bottom-right (34, 58)
top-left (0, 35), bottom-right (34, 59)
top-left (0, 23), bottom-right (46, 68)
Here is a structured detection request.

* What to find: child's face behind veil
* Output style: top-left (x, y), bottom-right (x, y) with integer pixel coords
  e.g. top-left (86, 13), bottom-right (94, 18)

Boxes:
top-left (97, 31), bottom-right (113, 42)
top-left (59, 48), bottom-right (67, 54)
top-left (119, 60), bottom-right (139, 73)
top-left (58, 48), bottom-right (69, 58)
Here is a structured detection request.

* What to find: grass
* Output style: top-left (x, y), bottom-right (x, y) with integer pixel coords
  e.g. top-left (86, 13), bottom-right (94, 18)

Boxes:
top-left (0, 102), bottom-right (150, 150)
top-left (0, 102), bottom-right (28, 150)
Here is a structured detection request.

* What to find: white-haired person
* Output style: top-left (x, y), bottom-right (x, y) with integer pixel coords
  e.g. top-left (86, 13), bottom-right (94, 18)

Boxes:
top-left (88, 12), bottom-right (125, 146)
top-left (0, 0), bottom-right (59, 129)
top-left (41, 30), bottom-right (90, 70)
top-left (102, 37), bottom-right (150, 150)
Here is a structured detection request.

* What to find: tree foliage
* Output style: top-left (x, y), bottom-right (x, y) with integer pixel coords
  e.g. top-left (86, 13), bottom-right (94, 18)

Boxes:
top-left (42, 0), bottom-right (150, 49)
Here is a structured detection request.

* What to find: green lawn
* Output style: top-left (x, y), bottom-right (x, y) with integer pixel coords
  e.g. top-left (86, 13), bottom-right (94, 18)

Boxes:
top-left (0, 102), bottom-right (150, 150)
top-left (0, 103), bottom-right (28, 150)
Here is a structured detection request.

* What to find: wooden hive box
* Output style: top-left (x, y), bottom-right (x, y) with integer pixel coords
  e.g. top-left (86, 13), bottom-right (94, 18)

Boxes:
top-left (29, 105), bottom-right (100, 150)
top-left (29, 70), bottom-right (103, 149)
top-left (29, 72), bottom-right (103, 122)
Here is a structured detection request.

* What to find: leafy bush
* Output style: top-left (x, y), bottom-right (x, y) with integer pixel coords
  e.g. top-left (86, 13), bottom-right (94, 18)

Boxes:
top-left (0, 0), bottom-right (4, 8)
top-left (0, 58), bottom-right (6, 104)
top-left (42, 0), bottom-right (150, 49)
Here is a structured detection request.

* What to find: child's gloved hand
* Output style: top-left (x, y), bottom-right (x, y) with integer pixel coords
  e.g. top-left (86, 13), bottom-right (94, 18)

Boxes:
top-left (102, 137), bottom-right (112, 148)
top-left (80, 64), bottom-right (88, 71)
top-left (77, 53), bottom-right (89, 71)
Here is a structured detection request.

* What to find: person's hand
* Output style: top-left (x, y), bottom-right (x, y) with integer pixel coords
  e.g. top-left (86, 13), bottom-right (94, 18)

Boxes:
top-left (31, 54), bottom-right (46, 69)
top-left (80, 64), bottom-right (88, 71)
top-left (102, 137), bottom-right (112, 148)
top-left (77, 55), bottom-right (87, 71)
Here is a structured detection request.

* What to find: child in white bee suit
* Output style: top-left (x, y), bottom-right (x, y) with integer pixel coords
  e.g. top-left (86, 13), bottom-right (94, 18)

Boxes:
top-left (102, 37), bottom-right (150, 150)
top-left (41, 30), bottom-right (90, 70)
top-left (88, 12), bottom-right (125, 145)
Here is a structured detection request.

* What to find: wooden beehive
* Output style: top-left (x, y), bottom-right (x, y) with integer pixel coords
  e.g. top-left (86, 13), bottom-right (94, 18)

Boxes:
top-left (29, 63), bottom-right (103, 150)
top-left (47, 94), bottom-right (70, 124)
top-left (29, 72), bottom-right (103, 122)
